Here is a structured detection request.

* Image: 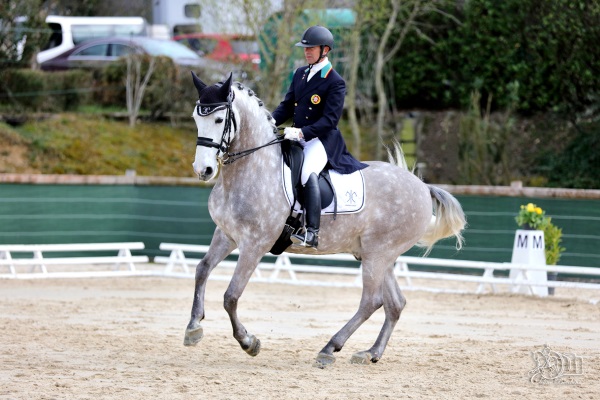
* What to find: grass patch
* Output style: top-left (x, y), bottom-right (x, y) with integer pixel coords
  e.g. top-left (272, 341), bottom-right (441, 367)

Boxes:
top-left (1, 111), bottom-right (399, 177)
top-left (9, 113), bottom-right (197, 176)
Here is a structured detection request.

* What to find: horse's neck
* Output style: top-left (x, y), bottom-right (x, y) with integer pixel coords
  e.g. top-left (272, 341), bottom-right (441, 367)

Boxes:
top-left (220, 141), bottom-right (281, 194)
top-left (220, 95), bottom-right (281, 189)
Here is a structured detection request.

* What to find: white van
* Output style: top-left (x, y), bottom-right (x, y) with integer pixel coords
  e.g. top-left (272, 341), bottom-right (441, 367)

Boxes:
top-left (37, 15), bottom-right (148, 63)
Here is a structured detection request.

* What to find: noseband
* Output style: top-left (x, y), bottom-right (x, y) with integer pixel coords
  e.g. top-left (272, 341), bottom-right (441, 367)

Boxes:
top-left (195, 89), bottom-right (284, 165)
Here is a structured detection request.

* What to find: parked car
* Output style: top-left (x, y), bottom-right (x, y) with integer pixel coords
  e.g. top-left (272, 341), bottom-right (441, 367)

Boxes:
top-left (173, 33), bottom-right (260, 67)
top-left (40, 36), bottom-right (218, 71)
top-left (37, 15), bottom-right (149, 64)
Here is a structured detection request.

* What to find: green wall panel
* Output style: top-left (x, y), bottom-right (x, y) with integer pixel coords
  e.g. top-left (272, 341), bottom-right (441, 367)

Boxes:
top-left (0, 184), bottom-right (216, 258)
top-left (1, 184), bottom-right (598, 268)
top-left (422, 195), bottom-right (600, 269)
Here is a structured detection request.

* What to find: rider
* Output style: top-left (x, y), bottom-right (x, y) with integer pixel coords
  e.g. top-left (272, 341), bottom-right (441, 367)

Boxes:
top-left (272, 25), bottom-right (368, 249)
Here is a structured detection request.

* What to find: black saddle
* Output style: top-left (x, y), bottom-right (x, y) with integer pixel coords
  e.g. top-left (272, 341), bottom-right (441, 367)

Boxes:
top-left (270, 140), bottom-right (337, 255)
top-left (281, 139), bottom-right (335, 210)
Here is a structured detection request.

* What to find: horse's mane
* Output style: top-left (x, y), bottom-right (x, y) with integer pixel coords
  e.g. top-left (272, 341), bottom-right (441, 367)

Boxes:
top-left (231, 82), bottom-right (277, 135)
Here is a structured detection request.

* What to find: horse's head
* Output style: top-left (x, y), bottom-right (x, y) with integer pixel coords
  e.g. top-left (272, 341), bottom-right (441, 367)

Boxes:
top-left (191, 71), bottom-right (237, 181)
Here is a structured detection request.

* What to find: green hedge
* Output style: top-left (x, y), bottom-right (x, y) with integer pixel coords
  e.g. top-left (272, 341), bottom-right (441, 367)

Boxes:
top-left (389, 0), bottom-right (600, 115)
top-left (538, 121), bottom-right (600, 189)
top-left (0, 58), bottom-right (199, 117)
top-left (0, 69), bottom-right (92, 112)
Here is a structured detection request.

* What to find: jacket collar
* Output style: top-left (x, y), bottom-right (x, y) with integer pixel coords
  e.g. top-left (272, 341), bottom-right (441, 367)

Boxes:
top-left (304, 58), bottom-right (332, 79)
top-left (295, 61), bottom-right (333, 100)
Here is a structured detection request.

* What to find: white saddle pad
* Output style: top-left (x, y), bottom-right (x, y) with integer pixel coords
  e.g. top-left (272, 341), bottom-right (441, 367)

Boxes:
top-left (281, 159), bottom-right (366, 215)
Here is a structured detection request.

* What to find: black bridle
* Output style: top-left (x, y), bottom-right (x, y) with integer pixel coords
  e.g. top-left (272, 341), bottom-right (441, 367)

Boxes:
top-left (195, 90), bottom-right (284, 165)
top-left (195, 89), bottom-right (237, 158)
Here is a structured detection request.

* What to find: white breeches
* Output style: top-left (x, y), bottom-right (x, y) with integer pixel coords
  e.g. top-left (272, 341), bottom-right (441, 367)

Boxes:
top-left (300, 138), bottom-right (327, 184)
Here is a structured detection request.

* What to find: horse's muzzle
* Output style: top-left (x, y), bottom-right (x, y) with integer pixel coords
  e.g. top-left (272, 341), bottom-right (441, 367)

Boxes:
top-left (196, 166), bottom-right (214, 182)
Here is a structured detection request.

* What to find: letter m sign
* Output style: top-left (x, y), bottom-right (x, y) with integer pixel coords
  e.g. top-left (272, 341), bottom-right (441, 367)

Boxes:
top-left (517, 234), bottom-right (528, 248)
top-left (533, 234), bottom-right (544, 249)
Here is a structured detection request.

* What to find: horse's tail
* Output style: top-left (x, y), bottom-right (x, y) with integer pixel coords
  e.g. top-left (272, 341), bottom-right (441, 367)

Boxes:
top-left (386, 141), bottom-right (466, 255)
top-left (417, 185), bottom-right (466, 256)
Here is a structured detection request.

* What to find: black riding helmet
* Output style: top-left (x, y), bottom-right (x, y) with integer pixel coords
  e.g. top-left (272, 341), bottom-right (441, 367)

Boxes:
top-left (295, 25), bottom-right (335, 50)
top-left (295, 26), bottom-right (334, 66)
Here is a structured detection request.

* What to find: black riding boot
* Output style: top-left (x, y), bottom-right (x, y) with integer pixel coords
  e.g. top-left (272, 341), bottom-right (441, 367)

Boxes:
top-left (291, 172), bottom-right (320, 248)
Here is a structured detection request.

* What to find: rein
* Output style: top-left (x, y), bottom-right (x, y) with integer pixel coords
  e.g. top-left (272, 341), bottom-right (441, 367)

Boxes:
top-left (195, 91), bottom-right (285, 165)
top-left (220, 136), bottom-right (285, 165)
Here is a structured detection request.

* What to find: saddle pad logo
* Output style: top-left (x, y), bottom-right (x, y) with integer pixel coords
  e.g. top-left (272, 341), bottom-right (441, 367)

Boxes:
top-left (311, 95), bottom-right (321, 104)
top-left (345, 190), bottom-right (357, 205)
top-left (282, 160), bottom-right (365, 215)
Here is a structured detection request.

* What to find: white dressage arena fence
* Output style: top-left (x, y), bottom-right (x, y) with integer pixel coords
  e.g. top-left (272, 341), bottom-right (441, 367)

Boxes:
top-left (155, 243), bottom-right (600, 295)
top-left (2, 241), bottom-right (598, 296)
top-left (0, 242), bottom-right (151, 279)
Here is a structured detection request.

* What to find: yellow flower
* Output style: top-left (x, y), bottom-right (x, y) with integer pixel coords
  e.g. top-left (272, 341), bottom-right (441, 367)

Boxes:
top-left (535, 207), bottom-right (543, 214)
top-left (526, 203), bottom-right (535, 212)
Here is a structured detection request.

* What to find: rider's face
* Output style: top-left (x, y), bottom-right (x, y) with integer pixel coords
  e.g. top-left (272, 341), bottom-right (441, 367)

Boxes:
top-left (304, 46), bottom-right (328, 64)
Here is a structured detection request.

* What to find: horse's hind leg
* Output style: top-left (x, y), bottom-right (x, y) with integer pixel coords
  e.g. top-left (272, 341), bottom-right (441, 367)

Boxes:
top-left (315, 260), bottom-right (387, 368)
top-left (351, 267), bottom-right (406, 364)
top-left (184, 228), bottom-right (235, 346)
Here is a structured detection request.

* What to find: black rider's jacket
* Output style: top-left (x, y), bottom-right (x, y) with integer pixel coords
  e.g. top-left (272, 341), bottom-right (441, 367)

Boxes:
top-left (272, 63), bottom-right (367, 174)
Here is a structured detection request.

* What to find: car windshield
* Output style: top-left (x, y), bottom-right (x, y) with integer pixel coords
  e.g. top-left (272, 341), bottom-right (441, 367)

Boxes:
top-left (231, 40), bottom-right (258, 54)
top-left (72, 24), bottom-right (146, 45)
top-left (139, 39), bottom-right (200, 59)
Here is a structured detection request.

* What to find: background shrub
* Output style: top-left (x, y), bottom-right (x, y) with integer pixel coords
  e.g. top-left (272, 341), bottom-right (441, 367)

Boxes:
top-left (1, 69), bottom-right (46, 110)
top-left (99, 55), bottom-right (197, 119)
top-left (389, 0), bottom-right (600, 116)
top-left (0, 69), bottom-right (93, 112)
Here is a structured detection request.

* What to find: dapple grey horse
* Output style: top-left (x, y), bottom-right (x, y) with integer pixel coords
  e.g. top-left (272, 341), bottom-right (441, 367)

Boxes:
top-left (185, 72), bottom-right (466, 367)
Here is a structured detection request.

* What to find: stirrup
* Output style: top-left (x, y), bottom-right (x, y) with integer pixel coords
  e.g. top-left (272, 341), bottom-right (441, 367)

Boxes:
top-left (291, 229), bottom-right (318, 248)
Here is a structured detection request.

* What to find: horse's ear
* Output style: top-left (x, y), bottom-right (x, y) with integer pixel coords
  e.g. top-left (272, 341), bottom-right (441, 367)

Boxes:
top-left (191, 71), bottom-right (207, 96)
top-left (219, 72), bottom-right (233, 98)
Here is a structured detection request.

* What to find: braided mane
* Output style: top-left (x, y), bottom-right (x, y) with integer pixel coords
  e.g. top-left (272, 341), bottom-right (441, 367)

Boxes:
top-left (231, 82), bottom-right (277, 138)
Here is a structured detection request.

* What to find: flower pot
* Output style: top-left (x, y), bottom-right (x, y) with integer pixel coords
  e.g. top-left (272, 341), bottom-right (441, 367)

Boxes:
top-left (547, 271), bottom-right (558, 295)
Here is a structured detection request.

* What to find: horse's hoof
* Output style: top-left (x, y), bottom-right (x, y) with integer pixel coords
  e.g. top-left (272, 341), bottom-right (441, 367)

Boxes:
top-left (350, 351), bottom-right (374, 364)
top-left (241, 334), bottom-right (261, 357)
top-left (314, 352), bottom-right (336, 368)
top-left (183, 325), bottom-right (204, 346)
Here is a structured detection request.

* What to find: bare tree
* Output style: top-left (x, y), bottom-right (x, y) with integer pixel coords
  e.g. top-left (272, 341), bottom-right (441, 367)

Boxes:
top-left (258, 0), bottom-right (307, 108)
top-left (352, 0), bottom-right (457, 160)
top-left (345, 12), bottom-right (363, 156)
top-left (125, 55), bottom-right (155, 127)
top-left (373, 0), bottom-right (422, 160)
top-left (235, 0), bottom-right (336, 108)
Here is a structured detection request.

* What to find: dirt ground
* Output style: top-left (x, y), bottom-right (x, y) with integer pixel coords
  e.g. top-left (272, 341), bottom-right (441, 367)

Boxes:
top-left (0, 274), bottom-right (598, 400)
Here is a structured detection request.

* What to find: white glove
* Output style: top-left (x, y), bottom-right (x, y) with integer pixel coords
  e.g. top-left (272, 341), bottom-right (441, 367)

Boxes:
top-left (283, 127), bottom-right (303, 141)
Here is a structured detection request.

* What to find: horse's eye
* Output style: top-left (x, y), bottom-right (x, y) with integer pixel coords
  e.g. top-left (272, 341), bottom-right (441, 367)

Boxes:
top-left (215, 117), bottom-right (224, 124)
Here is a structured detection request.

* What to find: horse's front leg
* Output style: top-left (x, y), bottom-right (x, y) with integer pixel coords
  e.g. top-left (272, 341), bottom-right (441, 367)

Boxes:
top-left (223, 248), bottom-right (265, 357)
top-left (184, 228), bottom-right (236, 346)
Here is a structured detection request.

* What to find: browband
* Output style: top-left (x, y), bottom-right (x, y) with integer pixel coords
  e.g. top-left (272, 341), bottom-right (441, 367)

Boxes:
top-left (195, 91), bottom-right (235, 116)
